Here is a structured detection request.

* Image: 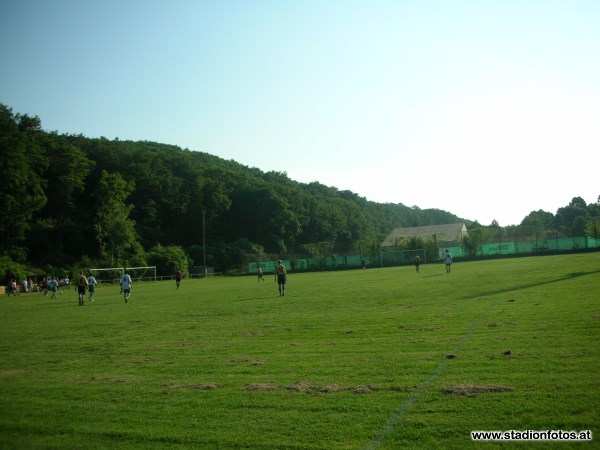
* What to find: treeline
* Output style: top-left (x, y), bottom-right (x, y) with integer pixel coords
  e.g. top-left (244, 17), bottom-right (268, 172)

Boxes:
top-left (1, 104), bottom-right (598, 279)
top-left (0, 104), bottom-right (463, 277)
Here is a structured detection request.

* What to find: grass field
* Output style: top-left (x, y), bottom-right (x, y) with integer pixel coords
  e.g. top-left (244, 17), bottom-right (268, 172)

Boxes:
top-left (0, 253), bottom-right (599, 449)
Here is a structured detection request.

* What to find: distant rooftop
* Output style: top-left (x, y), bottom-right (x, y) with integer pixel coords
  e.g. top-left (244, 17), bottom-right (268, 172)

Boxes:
top-left (382, 223), bottom-right (468, 247)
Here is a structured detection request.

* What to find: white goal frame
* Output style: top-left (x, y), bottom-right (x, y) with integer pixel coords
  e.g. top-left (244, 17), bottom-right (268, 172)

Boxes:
top-left (379, 249), bottom-right (427, 267)
top-left (125, 266), bottom-right (157, 282)
top-left (89, 267), bottom-right (125, 285)
top-left (89, 266), bottom-right (157, 284)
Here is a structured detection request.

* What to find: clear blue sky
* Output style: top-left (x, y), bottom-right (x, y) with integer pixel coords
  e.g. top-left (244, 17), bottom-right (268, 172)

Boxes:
top-left (2, 0), bottom-right (598, 226)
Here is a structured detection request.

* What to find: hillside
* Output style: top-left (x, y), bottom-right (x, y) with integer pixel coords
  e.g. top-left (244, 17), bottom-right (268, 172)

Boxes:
top-left (1, 104), bottom-right (466, 272)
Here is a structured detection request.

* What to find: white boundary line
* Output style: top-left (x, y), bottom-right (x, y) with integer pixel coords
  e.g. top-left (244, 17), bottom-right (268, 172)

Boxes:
top-left (362, 298), bottom-right (502, 450)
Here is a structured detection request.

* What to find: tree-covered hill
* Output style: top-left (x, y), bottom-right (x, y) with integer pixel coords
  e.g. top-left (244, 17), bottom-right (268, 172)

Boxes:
top-left (3, 104), bottom-right (597, 276)
top-left (1, 104), bottom-right (465, 273)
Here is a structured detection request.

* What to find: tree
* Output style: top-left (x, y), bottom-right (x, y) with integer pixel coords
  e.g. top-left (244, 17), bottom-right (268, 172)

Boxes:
top-left (554, 198), bottom-right (589, 236)
top-left (147, 244), bottom-right (190, 276)
top-left (569, 196), bottom-right (587, 208)
top-left (520, 210), bottom-right (555, 241)
top-left (0, 105), bottom-right (48, 258)
top-left (225, 183), bottom-right (300, 253)
top-left (95, 171), bottom-right (145, 266)
top-left (29, 134), bottom-right (95, 263)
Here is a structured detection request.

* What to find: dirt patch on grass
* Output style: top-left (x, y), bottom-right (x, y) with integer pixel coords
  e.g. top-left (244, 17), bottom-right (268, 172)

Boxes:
top-left (227, 357), bottom-right (265, 366)
top-left (83, 375), bottom-right (137, 384)
top-left (226, 356), bottom-right (250, 363)
top-left (285, 381), bottom-right (345, 393)
top-left (163, 381), bottom-right (218, 390)
top-left (286, 381), bottom-right (318, 393)
top-left (320, 384), bottom-right (345, 393)
top-left (245, 382), bottom-right (278, 391)
top-left (487, 322), bottom-right (516, 327)
top-left (390, 385), bottom-right (415, 392)
top-left (192, 384), bottom-right (218, 390)
top-left (285, 381), bottom-right (381, 394)
top-left (352, 385), bottom-right (379, 394)
top-left (443, 383), bottom-right (513, 396)
top-left (239, 381), bottom-right (402, 394)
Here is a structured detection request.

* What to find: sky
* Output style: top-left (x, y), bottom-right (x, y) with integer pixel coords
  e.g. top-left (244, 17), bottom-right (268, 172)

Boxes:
top-left (1, 0), bottom-right (598, 226)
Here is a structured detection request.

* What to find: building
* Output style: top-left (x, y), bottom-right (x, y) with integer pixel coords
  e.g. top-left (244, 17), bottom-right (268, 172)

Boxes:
top-left (382, 223), bottom-right (468, 249)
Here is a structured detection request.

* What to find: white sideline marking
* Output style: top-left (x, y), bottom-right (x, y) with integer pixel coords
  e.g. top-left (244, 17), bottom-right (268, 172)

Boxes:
top-left (362, 299), bottom-right (501, 450)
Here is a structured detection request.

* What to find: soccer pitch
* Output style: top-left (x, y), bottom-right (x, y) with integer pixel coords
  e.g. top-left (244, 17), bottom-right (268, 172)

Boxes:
top-left (0, 253), bottom-right (598, 449)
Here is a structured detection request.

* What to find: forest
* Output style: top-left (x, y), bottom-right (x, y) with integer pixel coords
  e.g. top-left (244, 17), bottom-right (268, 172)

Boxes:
top-left (1, 103), bottom-right (598, 279)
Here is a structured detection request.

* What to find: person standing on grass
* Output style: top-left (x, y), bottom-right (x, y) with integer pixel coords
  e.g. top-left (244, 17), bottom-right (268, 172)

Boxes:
top-left (120, 271), bottom-right (132, 303)
top-left (7, 279), bottom-right (18, 296)
top-left (274, 260), bottom-right (287, 296)
top-left (257, 265), bottom-right (265, 282)
top-left (40, 277), bottom-right (49, 296)
top-left (48, 276), bottom-right (59, 299)
top-left (415, 255), bottom-right (421, 273)
top-left (76, 271), bottom-right (88, 306)
top-left (87, 272), bottom-right (97, 301)
top-left (444, 250), bottom-right (453, 273)
top-left (175, 270), bottom-right (183, 290)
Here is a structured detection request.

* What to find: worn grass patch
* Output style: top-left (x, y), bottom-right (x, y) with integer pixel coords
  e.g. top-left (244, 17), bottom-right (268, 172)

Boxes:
top-left (443, 383), bottom-right (513, 396)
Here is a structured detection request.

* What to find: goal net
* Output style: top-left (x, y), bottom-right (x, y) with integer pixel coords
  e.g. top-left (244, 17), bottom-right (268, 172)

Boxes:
top-left (88, 266), bottom-right (157, 284)
top-left (379, 249), bottom-right (426, 267)
top-left (88, 267), bottom-right (124, 286)
top-left (125, 266), bottom-right (157, 282)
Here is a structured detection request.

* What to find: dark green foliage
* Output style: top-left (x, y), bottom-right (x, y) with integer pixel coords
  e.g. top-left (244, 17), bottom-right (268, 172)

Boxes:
top-left (146, 244), bottom-right (190, 275)
top-left (0, 105), bottom-right (48, 258)
top-left (0, 255), bottom-right (27, 281)
top-left (1, 103), bottom-right (598, 275)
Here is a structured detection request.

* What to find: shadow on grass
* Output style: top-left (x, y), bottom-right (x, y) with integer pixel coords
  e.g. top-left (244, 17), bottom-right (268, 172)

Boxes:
top-left (461, 269), bottom-right (600, 300)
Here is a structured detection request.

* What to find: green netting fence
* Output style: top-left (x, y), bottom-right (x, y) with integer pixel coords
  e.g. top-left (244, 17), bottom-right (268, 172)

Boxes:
top-left (446, 236), bottom-right (599, 258)
top-left (246, 235), bottom-right (599, 274)
top-left (249, 254), bottom-right (372, 274)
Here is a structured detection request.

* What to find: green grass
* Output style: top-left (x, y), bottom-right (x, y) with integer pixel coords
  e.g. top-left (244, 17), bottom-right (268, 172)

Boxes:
top-left (0, 254), bottom-right (599, 449)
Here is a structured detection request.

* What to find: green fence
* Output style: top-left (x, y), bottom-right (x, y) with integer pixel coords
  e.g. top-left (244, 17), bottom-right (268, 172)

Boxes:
top-left (249, 255), bottom-right (375, 274)
top-left (445, 236), bottom-right (600, 258)
top-left (246, 235), bottom-right (599, 274)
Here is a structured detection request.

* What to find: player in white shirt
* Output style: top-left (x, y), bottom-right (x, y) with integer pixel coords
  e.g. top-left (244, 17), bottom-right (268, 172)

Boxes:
top-left (444, 250), bottom-right (453, 273)
top-left (87, 273), bottom-right (97, 301)
top-left (120, 271), bottom-right (133, 303)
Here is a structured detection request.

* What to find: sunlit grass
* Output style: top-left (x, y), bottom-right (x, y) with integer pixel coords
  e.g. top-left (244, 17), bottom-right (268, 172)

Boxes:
top-left (0, 253), bottom-right (598, 449)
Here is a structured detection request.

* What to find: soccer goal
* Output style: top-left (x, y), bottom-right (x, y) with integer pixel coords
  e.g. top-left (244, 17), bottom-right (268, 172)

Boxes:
top-left (89, 267), bottom-right (125, 286)
top-left (125, 266), bottom-right (157, 282)
top-left (380, 249), bottom-right (426, 267)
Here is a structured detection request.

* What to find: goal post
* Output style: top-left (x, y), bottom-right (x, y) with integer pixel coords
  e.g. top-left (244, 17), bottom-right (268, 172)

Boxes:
top-left (380, 249), bottom-right (426, 267)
